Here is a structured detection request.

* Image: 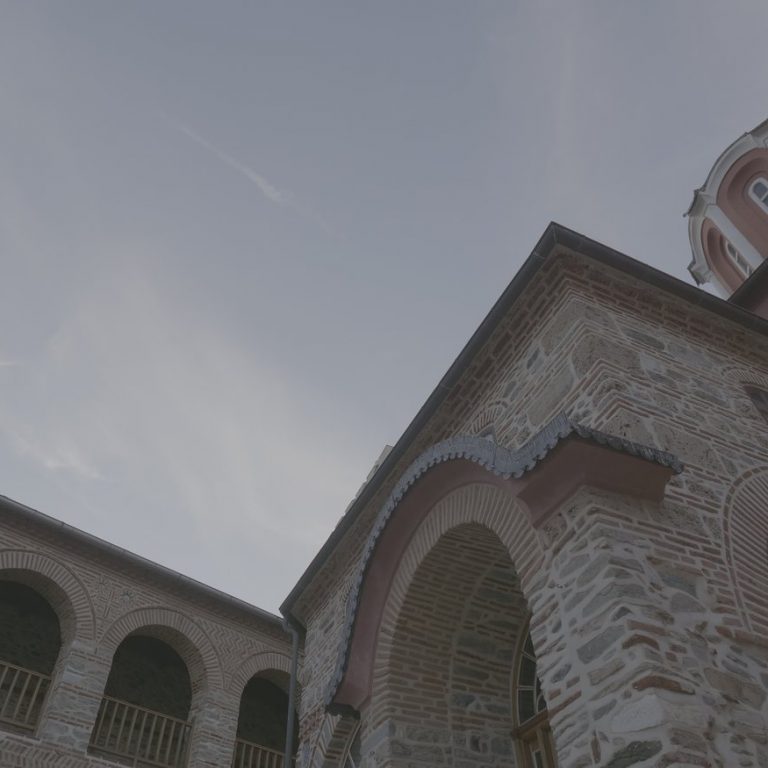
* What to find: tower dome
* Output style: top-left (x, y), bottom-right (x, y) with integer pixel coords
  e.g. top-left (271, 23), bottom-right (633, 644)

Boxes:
top-left (687, 118), bottom-right (768, 297)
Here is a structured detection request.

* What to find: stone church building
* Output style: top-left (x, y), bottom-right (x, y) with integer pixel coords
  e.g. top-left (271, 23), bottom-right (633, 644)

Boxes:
top-left (3, 121), bottom-right (768, 768)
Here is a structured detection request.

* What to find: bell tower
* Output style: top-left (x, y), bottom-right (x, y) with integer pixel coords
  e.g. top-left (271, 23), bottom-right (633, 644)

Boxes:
top-left (687, 118), bottom-right (768, 297)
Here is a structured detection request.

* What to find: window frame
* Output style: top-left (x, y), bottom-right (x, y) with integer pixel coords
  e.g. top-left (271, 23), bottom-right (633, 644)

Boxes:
top-left (748, 176), bottom-right (768, 213)
top-left (511, 624), bottom-right (558, 768)
top-left (724, 239), bottom-right (753, 278)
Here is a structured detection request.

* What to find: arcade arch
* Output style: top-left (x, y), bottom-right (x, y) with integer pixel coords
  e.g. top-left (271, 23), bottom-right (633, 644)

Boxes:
top-left (234, 670), bottom-right (298, 768)
top-left (0, 574), bottom-right (64, 732)
top-left (90, 620), bottom-right (213, 768)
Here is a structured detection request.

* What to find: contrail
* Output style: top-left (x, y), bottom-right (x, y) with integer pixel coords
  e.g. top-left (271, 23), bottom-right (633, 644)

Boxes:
top-left (178, 124), bottom-right (288, 205)
top-left (176, 121), bottom-right (337, 236)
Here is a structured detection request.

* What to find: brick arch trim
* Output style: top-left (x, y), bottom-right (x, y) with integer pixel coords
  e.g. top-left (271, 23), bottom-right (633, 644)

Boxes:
top-left (326, 413), bottom-right (681, 714)
top-left (0, 548), bottom-right (96, 643)
top-left (722, 466), bottom-right (768, 635)
top-left (100, 606), bottom-right (223, 691)
top-left (372, 484), bottom-right (539, 691)
top-left (230, 650), bottom-right (304, 697)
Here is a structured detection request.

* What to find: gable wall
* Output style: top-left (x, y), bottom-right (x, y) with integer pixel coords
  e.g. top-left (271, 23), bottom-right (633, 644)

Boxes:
top-left (295, 249), bottom-right (768, 767)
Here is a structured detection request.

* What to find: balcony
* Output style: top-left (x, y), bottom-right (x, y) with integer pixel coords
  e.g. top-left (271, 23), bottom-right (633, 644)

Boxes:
top-left (0, 659), bottom-right (50, 731)
top-left (232, 738), bottom-right (290, 768)
top-left (89, 696), bottom-right (191, 768)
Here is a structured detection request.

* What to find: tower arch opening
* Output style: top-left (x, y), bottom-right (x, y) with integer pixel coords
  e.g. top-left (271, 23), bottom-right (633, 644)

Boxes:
top-left (368, 521), bottom-right (556, 768)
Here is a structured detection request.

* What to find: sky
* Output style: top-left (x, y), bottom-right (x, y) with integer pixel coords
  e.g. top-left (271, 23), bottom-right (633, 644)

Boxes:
top-left (1, 2), bottom-right (767, 614)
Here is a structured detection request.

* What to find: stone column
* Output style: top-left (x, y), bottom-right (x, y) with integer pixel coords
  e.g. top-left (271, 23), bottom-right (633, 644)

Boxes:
top-left (187, 687), bottom-right (240, 768)
top-left (36, 639), bottom-right (111, 752)
top-left (533, 490), bottom-right (740, 768)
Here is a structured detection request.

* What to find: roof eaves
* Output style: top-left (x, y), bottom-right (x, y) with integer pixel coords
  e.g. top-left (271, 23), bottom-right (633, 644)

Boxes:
top-left (0, 494), bottom-right (285, 629)
top-left (280, 222), bottom-right (768, 624)
top-left (278, 223), bottom-right (556, 620)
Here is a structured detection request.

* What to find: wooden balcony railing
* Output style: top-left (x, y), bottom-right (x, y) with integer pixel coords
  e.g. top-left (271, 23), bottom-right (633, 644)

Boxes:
top-left (89, 696), bottom-right (191, 768)
top-left (0, 659), bottom-right (50, 731)
top-left (232, 738), bottom-right (290, 768)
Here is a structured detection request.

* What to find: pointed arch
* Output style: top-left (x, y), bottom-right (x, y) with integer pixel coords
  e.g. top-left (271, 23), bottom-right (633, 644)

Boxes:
top-left (371, 484), bottom-right (543, 695)
top-left (367, 491), bottom-right (552, 767)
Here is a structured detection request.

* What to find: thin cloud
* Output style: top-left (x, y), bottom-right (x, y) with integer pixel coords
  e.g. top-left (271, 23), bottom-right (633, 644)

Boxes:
top-left (178, 123), bottom-right (288, 205)
top-left (0, 263), bottom-right (363, 607)
top-left (10, 430), bottom-right (102, 480)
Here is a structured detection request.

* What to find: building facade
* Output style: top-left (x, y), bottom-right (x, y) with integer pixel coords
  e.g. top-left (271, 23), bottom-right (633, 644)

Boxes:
top-left (284, 225), bottom-right (768, 768)
top-left (4, 125), bottom-right (768, 768)
top-left (0, 497), bottom-right (300, 768)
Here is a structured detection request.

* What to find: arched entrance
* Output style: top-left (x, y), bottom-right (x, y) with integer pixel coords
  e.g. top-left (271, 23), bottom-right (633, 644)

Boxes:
top-left (368, 521), bottom-right (555, 768)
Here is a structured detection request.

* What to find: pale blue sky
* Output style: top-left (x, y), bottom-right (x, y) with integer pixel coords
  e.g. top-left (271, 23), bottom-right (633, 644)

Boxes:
top-left (1, 2), bottom-right (766, 612)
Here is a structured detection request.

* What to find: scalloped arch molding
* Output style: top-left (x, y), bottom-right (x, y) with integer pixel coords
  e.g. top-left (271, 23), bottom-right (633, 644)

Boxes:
top-left (327, 412), bottom-right (681, 714)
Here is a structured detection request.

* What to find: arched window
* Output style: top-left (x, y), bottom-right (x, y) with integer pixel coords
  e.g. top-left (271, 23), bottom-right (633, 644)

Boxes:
top-left (513, 630), bottom-right (557, 768)
top-left (748, 177), bottom-right (768, 213)
top-left (725, 240), bottom-right (753, 278)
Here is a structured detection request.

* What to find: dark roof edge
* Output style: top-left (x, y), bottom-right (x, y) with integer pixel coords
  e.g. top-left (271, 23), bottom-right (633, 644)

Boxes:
top-left (278, 225), bottom-right (551, 619)
top-left (280, 221), bottom-right (768, 623)
top-left (0, 494), bottom-right (284, 629)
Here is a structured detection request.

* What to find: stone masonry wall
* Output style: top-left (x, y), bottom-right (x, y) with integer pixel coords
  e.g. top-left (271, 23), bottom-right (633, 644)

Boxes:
top-left (0, 513), bottom-right (299, 768)
top-left (295, 249), bottom-right (768, 768)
